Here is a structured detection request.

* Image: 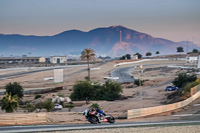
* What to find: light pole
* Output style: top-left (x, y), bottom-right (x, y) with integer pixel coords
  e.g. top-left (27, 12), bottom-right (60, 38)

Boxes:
top-left (139, 65), bottom-right (143, 108)
top-left (28, 52), bottom-right (31, 69)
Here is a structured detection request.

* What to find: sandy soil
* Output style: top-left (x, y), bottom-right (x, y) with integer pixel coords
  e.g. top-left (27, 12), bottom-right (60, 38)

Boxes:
top-left (1, 60), bottom-right (194, 124)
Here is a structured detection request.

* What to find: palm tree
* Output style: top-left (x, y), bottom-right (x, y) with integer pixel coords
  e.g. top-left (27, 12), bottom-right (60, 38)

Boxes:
top-left (1, 93), bottom-right (18, 113)
top-left (81, 48), bottom-right (95, 80)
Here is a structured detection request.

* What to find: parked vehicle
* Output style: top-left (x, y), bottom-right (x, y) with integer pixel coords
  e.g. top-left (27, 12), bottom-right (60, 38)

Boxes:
top-left (83, 109), bottom-right (115, 124)
top-left (53, 104), bottom-right (63, 110)
top-left (165, 86), bottom-right (179, 91)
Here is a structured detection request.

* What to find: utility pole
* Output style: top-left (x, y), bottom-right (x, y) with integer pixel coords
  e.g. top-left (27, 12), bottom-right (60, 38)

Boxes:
top-left (120, 30), bottom-right (122, 42)
top-left (186, 39), bottom-right (188, 54)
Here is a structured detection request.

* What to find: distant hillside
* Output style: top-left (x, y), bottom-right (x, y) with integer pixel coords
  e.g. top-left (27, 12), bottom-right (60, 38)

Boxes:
top-left (0, 25), bottom-right (198, 57)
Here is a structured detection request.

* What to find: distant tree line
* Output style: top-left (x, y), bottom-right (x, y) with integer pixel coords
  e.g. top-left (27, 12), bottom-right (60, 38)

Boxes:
top-left (119, 54), bottom-right (131, 60)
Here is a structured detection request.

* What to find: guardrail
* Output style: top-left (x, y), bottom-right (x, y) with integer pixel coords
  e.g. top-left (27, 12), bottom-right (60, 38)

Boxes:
top-left (0, 113), bottom-right (47, 125)
top-left (128, 85), bottom-right (200, 119)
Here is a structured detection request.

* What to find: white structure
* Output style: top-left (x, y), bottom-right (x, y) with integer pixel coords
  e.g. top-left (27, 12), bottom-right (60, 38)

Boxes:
top-left (54, 69), bottom-right (63, 83)
top-left (50, 56), bottom-right (67, 64)
top-left (0, 57), bottom-right (45, 64)
top-left (52, 96), bottom-right (71, 103)
top-left (132, 54), bottom-right (138, 60)
top-left (187, 55), bottom-right (198, 63)
top-left (198, 55), bottom-right (200, 69)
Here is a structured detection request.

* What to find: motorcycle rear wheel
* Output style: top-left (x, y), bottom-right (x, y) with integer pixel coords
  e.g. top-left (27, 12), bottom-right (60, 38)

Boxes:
top-left (88, 116), bottom-right (99, 124)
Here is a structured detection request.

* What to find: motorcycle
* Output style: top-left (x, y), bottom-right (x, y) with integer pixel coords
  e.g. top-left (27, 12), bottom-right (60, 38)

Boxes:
top-left (83, 109), bottom-right (115, 124)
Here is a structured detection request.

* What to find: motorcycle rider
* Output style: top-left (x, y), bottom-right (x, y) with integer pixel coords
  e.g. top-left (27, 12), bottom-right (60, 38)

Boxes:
top-left (91, 108), bottom-right (106, 120)
top-left (91, 108), bottom-right (106, 116)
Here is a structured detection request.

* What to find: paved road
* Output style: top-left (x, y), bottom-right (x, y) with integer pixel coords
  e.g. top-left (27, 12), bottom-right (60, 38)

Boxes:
top-left (0, 62), bottom-right (107, 80)
top-left (0, 120), bottom-right (200, 133)
top-left (0, 65), bottom-right (87, 80)
top-left (111, 63), bottom-right (184, 83)
top-left (111, 66), bottom-right (134, 83)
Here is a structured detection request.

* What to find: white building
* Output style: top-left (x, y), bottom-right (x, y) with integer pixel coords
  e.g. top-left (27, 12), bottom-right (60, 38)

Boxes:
top-left (0, 57), bottom-right (46, 64)
top-left (50, 56), bottom-right (67, 64)
top-left (186, 54), bottom-right (199, 63)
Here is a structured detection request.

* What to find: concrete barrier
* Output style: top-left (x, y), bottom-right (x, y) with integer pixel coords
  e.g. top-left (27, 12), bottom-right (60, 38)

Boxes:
top-left (0, 113), bottom-right (47, 125)
top-left (128, 85), bottom-right (200, 119)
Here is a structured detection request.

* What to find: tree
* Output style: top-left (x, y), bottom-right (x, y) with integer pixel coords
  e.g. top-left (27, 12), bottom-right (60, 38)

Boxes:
top-left (125, 54), bottom-right (131, 59)
top-left (90, 103), bottom-right (101, 110)
top-left (98, 56), bottom-right (111, 60)
top-left (1, 93), bottom-right (18, 113)
top-left (5, 82), bottom-right (24, 99)
top-left (120, 54), bottom-right (131, 60)
top-left (172, 73), bottom-right (197, 88)
top-left (81, 48), bottom-right (95, 81)
top-left (135, 53), bottom-right (142, 59)
top-left (156, 51), bottom-right (160, 55)
top-left (192, 49), bottom-right (199, 53)
top-left (177, 47), bottom-right (184, 54)
top-left (146, 52), bottom-right (152, 57)
top-left (70, 80), bottom-right (95, 101)
top-left (120, 56), bottom-right (126, 60)
top-left (101, 80), bottom-right (122, 101)
top-left (70, 80), bottom-right (122, 101)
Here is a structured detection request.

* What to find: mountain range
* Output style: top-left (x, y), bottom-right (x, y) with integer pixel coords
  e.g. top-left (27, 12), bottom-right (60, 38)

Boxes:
top-left (0, 25), bottom-right (198, 57)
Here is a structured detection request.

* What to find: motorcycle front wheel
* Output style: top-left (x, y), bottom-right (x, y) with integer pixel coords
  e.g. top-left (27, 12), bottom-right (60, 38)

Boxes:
top-left (107, 115), bottom-right (115, 123)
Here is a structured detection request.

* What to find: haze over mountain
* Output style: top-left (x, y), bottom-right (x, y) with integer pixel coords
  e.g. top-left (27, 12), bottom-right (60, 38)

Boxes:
top-left (0, 25), bottom-right (198, 57)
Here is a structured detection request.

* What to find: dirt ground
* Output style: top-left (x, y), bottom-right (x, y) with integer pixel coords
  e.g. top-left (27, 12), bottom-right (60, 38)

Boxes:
top-left (0, 60), bottom-right (195, 123)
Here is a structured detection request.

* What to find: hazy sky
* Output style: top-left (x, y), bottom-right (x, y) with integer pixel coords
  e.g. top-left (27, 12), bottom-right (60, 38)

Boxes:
top-left (0, 0), bottom-right (200, 44)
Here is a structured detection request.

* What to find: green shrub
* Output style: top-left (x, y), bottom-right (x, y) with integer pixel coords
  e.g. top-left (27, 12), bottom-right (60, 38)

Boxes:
top-left (26, 103), bottom-right (35, 112)
top-left (5, 82), bottom-right (24, 99)
top-left (70, 80), bottom-right (95, 101)
top-left (70, 80), bottom-right (122, 101)
top-left (43, 99), bottom-right (54, 112)
top-left (84, 76), bottom-right (89, 80)
top-left (34, 94), bottom-right (42, 99)
top-left (102, 92), bottom-right (121, 101)
top-left (184, 78), bottom-right (200, 93)
top-left (35, 102), bottom-right (44, 111)
top-left (65, 103), bottom-right (74, 112)
top-left (58, 94), bottom-right (64, 97)
top-left (101, 80), bottom-right (122, 101)
top-left (173, 73), bottom-right (197, 88)
top-left (134, 79), bottom-right (144, 86)
top-left (90, 103), bottom-right (101, 110)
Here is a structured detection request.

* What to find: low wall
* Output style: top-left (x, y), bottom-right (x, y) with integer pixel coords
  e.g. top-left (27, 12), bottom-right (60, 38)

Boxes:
top-left (0, 113), bottom-right (47, 125)
top-left (128, 85), bottom-right (200, 119)
top-left (190, 84), bottom-right (200, 95)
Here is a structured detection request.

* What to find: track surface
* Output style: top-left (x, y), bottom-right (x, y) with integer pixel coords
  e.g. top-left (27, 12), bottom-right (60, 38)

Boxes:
top-left (1, 120), bottom-right (200, 133)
